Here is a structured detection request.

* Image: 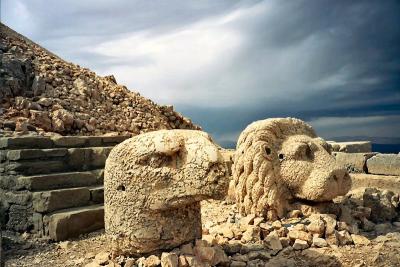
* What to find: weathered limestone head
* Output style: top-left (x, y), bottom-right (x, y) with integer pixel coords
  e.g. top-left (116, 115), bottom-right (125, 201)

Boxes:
top-left (104, 129), bottom-right (228, 255)
top-left (232, 118), bottom-right (351, 220)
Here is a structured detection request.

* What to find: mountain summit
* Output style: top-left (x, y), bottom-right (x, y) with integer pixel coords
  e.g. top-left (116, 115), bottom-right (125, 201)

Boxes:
top-left (0, 23), bottom-right (200, 136)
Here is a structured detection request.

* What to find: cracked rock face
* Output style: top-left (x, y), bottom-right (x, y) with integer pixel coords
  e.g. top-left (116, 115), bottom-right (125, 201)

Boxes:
top-left (232, 118), bottom-right (352, 220)
top-left (104, 129), bottom-right (229, 255)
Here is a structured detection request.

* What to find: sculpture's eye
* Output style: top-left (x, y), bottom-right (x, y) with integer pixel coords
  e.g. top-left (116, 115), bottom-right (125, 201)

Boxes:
top-left (305, 144), bottom-right (313, 159)
top-left (278, 153), bottom-right (284, 161)
top-left (117, 185), bottom-right (126, 191)
top-left (262, 145), bottom-right (273, 160)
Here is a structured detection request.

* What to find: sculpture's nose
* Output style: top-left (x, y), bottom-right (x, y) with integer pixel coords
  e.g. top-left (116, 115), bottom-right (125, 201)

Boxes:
top-left (329, 167), bottom-right (351, 193)
top-left (205, 145), bottom-right (221, 164)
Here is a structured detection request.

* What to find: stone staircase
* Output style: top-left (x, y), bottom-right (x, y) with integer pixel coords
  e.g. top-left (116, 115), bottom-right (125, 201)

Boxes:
top-left (0, 135), bottom-right (128, 241)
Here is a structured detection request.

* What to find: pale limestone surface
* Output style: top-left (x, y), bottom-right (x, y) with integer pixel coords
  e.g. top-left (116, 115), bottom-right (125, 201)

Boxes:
top-left (104, 129), bottom-right (228, 255)
top-left (232, 118), bottom-right (351, 220)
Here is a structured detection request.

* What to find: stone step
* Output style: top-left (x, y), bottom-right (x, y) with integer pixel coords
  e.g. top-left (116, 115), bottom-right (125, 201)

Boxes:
top-left (1, 148), bottom-right (68, 162)
top-left (350, 173), bottom-right (400, 194)
top-left (1, 147), bottom-right (113, 175)
top-left (90, 185), bottom-right (104, 204)
top-left (44, 204), bottom-right (104, 241)
top-left (3, 160), bottom-right (69, 175)
top-left (17, 169), bottom-right (104, 191)
top-left (32, 186), bottom-right (104, 213)
top-left (0, 135), bottom-right (128, 150)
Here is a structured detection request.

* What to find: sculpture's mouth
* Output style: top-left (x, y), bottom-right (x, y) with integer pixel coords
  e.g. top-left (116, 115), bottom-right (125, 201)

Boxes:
top-left (291, 197), bottom-right (331, 205)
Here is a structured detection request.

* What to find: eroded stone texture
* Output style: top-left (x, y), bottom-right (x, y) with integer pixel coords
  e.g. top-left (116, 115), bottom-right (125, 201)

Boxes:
top-left (104, 129), bottom-right (229, 255)
top-left (232, 118), bottom-right (352, 220)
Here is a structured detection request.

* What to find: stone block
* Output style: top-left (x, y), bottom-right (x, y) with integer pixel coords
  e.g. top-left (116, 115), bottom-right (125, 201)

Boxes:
top-left (86, 137), bottom-right (104, 147)
top-left (3, 160), bottom-right (67, 175)
top-left (33, 187), bottom-right (90, 213)
top-left (89, 147), bottom-right (112, 168)
top-left (47, 204), bottom-right (104, 241)
top-left (0, 151), bottom-right (6, 163)
top-left (6, 148), bottom-right (67, 161)
top-left (5, 191), bottom-right (32, 205)
top-left (17, 170), bottom-right (101, 191)
top-left (350, 173), bottom-right (400, 194)
top-left (101, 136), bottom-right (129, 145)
top-left (32, 212), bottom-right (44, 234)
top-left (0, 137), bottom-right (53, 149)
top-left (90, 186), bottom-right (104, 204)
top-left (328, 141), bottom-right (371, 153)
top-left (67, 148), bottom-right (88, 170)
top-left (52, 136), bottom-right (87, 147)
top-left (7, 204), bottom-right (33, 232)
top-left (0, 175), bottom-right (18, 190)
top-left (333, 152), bottom-right (377, 173)
top-left (367, 153), bottom-right (400, 176)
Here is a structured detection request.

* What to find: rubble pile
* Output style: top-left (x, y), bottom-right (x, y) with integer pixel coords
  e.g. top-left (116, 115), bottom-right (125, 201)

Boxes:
top-left (0, 23), bottom-right (200, 136)
top-left (76, 187), bottom-right (400, 267)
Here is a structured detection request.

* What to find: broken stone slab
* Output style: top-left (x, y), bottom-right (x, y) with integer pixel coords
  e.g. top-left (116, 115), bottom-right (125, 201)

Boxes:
top-left (350, 173), bottom-right (400, 194)
top-left (367, 153), bottom-right (400, 176)
top-left (328, 141), bottom-right (372, 153)
top-left (46, 204), bottom-right (104, 241)
top-left (333, 152), bottom-right (377, 173)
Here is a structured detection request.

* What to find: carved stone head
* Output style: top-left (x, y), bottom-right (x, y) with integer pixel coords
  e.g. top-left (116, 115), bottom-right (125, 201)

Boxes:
top-left (104, 129), bottom-right (228, 255)
top-left (232, 118), bottom-right (351, 220)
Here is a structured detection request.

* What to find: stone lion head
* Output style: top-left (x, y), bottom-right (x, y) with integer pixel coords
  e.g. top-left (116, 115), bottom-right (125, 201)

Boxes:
top-left (232, 118), bottom-right (351, 220)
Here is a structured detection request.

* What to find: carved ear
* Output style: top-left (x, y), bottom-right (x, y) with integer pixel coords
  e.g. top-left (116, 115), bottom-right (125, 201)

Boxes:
top-left (154, 132), bottom-right (184, 156)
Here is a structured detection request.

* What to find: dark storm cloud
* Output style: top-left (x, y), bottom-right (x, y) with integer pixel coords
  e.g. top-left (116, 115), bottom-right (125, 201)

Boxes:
top-left (3, 0), bottom-right (400, 147)
top-left (3, 0), bottom-right (250, 39)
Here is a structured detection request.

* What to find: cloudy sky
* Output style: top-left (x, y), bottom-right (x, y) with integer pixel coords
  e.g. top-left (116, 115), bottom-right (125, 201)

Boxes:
top-left (2, 0), bottom-right (400, 147)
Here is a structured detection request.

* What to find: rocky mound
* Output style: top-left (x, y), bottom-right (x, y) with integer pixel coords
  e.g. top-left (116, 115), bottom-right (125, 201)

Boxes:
top-left (0, 23), bottom-right (200, 136)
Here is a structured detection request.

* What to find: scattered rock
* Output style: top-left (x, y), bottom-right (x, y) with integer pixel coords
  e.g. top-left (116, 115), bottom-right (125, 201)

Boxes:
top-left (351, 234), bottom-right (371, 246)
top-left (265, 231), bottom-right (283, 251)
top-left (288, 230), bottom-right (312, 244)
top-left (312, 236), bottom-right (328, 248)
top-left (94, 251), bottom-right (109, 265)
top-left (138, 255), bottom-right (161, 267)
top-left (293, 239), bottom-right (309, 250)
top-left (161, 252), bottom-right (178, 267)
top-left (337, 230), bottom-right (353, 246)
